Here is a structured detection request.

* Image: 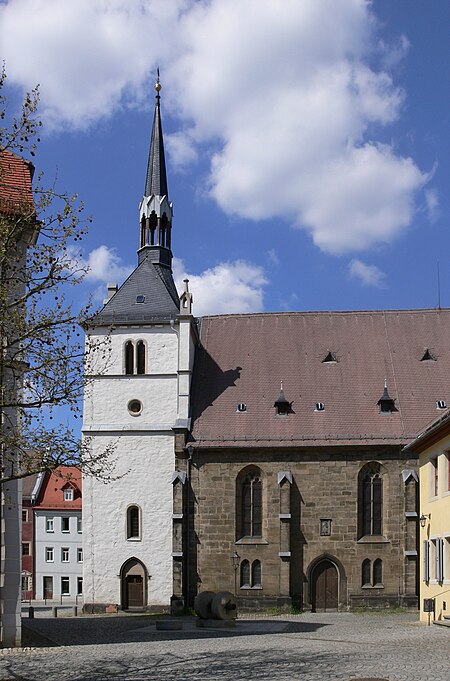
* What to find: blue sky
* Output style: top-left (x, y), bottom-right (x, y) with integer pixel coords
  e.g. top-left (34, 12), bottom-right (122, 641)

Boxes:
top-left (0, 0), bottom-right (449, 316)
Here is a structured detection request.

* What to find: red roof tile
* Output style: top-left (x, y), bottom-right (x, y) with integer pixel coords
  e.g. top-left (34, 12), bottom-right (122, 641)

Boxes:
top-left (34, 465), bottom-right (82, 509)
top-left (191, 309), bottom-right (450, 448)
top-left (0, 149), bottom-right (35, 216)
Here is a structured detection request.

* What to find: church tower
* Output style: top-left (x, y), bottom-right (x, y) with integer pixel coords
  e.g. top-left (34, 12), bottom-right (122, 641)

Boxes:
top-left (82, 76), bottom-right (197, 612)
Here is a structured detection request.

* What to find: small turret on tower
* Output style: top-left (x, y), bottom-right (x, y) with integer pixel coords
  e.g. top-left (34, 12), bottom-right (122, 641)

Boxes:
top-left (138, 70), bottom-right (173, 267)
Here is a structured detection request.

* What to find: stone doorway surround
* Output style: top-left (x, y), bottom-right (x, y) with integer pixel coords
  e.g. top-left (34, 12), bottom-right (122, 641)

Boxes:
top-left (120, 558), bottom-right (148, 610)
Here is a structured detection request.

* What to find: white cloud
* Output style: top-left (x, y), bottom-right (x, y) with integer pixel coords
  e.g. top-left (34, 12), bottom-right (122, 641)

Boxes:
top-left (173, 257), bottom-right (267, 316)
top-left (267, 249), bottom-right (280, 267)
top-left (0, 0), bottom-right (428, 254)
top-left (425, 188), bottom-right (440, 223)
top-left (348, 259), bottom-right (387, 288)
top-left (76, 245), bottom-right (133, 284)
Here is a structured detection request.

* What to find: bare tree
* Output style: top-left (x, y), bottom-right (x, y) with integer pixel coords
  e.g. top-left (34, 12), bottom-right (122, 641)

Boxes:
top-left (0, 67), bottom-right (115, 484)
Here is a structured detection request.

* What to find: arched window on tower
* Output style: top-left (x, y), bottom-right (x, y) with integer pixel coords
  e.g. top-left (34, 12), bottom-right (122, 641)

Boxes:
top-left (126, 505), bottom-right (141, 540)
top-left (140, 215), bottom-right (146, 248)
top-left (358, 463), bottom-right (383, 538)
top-left (136, 341), bottom-right (146, 375)
top-left (125, 341), bottom-right (134, 375)
top-left (149, 211), bottom-right (157, 245)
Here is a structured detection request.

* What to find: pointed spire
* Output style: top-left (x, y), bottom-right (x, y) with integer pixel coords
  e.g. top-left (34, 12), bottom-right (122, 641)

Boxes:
top-left (138, 69), bottom-right (174, 268)
top-left (145, 69), bottom-right (168, 198)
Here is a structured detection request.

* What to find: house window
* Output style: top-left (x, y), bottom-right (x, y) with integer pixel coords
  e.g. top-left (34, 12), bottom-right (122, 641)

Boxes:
top-left (431, 538), bottom-right (444, 582)
top-left (61, 547), bottom-right (69, 563)
top-left (240, 559), bottom-right (262, 588)
top-left (61, 577), bottom-right (70, 596)
top-left (126, 505), bottom-right (140, 540)
top-left (22, 543), bottom-right (30, 556)
top-left (358, 463), bottom-right (383, 537)
top-left (444, 537), bottom-right (450, 581)
top-left (77, 577), bottom-right (83, 596)
top-left (22, 510), bottom-right (28, 522)
top-left (46, 517), bottom-right (54, 533)
top-left (45, 547), bottom-right (54, 562)
top-left (241, 469), bottom-right (262, 537)
top-left (61, 517), bottom-right (70, 533)
top-left (77, 547), bottom-right (83, 563)
top-left (77, 516), bottom-right (82, 533)
top-left (21, 575), bottom-right (32, 592)
top-left (64, 488), bottom-right (73, 501)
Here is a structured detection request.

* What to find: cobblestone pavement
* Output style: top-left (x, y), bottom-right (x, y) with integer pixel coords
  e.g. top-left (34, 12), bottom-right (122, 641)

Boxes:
top-left (0, 611), bottom-right (448, 680)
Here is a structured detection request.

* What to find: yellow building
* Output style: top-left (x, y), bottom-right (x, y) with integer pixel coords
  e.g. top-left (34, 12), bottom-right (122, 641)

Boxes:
top-left (405, 410), bottom-right (450, 623)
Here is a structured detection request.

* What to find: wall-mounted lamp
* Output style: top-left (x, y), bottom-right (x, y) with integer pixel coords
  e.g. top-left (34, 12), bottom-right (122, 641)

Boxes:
top-left (419, 513), bottom-right (431, 528)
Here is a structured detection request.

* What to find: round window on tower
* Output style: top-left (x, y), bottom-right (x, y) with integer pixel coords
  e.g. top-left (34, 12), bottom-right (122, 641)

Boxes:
top-left (128, 399), bottom-right (143, 416)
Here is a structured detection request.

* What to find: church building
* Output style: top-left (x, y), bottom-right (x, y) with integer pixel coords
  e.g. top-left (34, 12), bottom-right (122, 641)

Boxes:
top-left (82, 78), bottom-right (450, 612)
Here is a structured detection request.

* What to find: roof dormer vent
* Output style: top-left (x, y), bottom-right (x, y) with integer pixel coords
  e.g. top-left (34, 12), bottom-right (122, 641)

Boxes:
top-left (322, 351), bottom-right (337, 363)
top-left (315, 402), bottom-right (325, 412)
top-left (421, 348), bottom-right (436, 361)
top-left (237, 403), bottom-right (247, 413)
top-left (136, 295), bottom-right (145, 303)
top-left (274, 381), bottom-right (292, 416)
top-left (436, 399), bottom-right (447, 410)
top-left (377, 379), bottom-right (397, 414)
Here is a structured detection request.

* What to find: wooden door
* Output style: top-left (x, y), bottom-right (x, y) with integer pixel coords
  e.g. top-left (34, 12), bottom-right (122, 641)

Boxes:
top-left (312, 560), bottom-right (338, 611)
top-left (43, 576), bottom-right (53, 599)
top-left (126, 575), bottom-right (143, 607)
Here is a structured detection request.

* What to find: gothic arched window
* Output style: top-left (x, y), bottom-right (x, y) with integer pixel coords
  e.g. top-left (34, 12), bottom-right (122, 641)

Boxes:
top-left (240, 468), bottom-right (262, 538)
top-left (373, 558), bottom-right (383, 586)
top-left (358, 463), bottom-right (383, 538)
top-left (240, 560), bottom-right (250, 588)
top-left (362, 559), bottom-right (371, 587)
top-left (252, 560), bottom-right (262, 587)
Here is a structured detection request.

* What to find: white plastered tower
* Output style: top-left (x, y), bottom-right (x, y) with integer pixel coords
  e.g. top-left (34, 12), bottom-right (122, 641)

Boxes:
top-left (82, 77), bottom-right (196, 611)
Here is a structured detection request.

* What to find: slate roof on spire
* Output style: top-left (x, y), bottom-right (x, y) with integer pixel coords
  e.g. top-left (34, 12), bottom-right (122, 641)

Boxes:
top-left (144, 75), bottom-right (168, 198)
top-left (90, 253), bottom-right (180, 326)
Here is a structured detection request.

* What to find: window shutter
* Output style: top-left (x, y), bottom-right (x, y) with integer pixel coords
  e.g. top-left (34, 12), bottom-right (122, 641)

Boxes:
top-left (423, 539), bottom-right (430, 581)
top-left (436, 538), bottom-right (444, 582)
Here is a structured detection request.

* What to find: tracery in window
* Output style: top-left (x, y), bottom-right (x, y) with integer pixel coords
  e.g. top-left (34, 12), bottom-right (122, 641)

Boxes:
top-left (241, 468), bottom-right (262, 537)
top-left (358, 463), bottom-right (383, 538)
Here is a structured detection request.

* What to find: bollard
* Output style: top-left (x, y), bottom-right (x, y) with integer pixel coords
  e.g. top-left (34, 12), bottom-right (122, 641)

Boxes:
top-left (28, 606), bottom-right (34, 619)
top-left (52, 606), bottom-right (58, 618)
top-left (72, 606), bottom-right (78, 617)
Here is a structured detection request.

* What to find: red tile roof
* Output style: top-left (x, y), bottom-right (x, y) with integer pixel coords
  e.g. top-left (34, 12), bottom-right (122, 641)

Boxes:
top-left (0, 149), bottom-right (35, 216)
top-left (34, 465), bottom-right (82, 509)
top-left (191, 309), bottom-right (450, 448)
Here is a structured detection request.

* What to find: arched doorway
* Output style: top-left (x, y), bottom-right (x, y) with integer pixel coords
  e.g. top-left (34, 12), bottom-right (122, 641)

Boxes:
top-left (120, 558), bottom-right (147, 610)
top-left (311, 559), bottom-right (338, 612)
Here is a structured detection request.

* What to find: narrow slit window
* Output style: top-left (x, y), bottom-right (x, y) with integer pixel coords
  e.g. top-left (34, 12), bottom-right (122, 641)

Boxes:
top-left (125, 341), bottom-right (134, 375)
top-left (136, 341), bottom-right (146, 375)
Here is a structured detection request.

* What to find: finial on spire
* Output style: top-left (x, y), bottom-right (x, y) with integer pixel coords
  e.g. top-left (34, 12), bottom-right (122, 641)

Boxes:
top-left (155, 68), bottom-right (161, 98)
